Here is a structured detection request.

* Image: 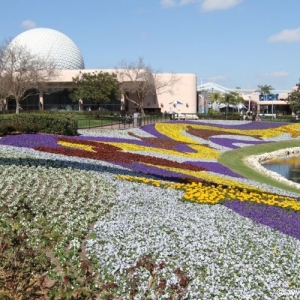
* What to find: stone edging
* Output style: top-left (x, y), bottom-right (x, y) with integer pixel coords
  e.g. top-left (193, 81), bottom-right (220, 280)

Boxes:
top-left (244, 147), bottom-right (300, 190)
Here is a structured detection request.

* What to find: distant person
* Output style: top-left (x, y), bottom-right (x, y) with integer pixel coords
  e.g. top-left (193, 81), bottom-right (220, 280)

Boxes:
top-left (246, 111), bottom-right (251, 120)
top-left (126, 114), bottom-right (133, 124)
top-left (178, 109), bottom-right (182, 120)
top-left (120, 109), bottom-right (126, 124)
top-left (168, 107), bottom-right (174, 121)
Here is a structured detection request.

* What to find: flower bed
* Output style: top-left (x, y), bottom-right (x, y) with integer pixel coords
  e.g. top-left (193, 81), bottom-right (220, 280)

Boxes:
top-left (0, 120), bottom-right (300, 299)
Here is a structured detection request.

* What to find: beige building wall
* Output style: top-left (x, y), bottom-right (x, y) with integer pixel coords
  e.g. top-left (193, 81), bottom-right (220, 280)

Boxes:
top-left (241, 92), bottom-right (289, 114)
top-left (157, 73), bottom-right (197, 114)
top-left (46, 69), bottom-right (197, 113)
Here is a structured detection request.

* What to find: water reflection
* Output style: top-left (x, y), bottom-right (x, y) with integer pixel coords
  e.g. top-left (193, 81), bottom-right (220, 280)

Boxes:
top-left (263, 155), bottom-right (300, 184)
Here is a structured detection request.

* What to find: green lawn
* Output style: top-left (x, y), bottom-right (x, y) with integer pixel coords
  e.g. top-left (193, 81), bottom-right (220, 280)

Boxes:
top-left (0, 112), bottom-right (120, 128)
top-left (219, 140), bottom-right (300, 194)
top-left (77, 116), bottom-right (118, 128)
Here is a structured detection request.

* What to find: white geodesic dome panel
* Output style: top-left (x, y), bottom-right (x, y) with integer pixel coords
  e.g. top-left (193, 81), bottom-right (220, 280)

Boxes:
top-left (8, 28), bottom-right (85, 70)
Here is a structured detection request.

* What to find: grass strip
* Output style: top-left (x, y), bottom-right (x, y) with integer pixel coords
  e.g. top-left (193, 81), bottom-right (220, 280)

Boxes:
top-left (218, 140), bottom-right (300, 194)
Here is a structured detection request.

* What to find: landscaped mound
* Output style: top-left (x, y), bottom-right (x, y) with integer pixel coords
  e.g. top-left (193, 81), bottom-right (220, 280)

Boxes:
top-left (0, 120), bottom-right (300, 299)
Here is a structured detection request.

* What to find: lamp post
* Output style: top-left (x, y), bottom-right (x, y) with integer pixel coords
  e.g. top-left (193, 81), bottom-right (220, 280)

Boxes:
top-left (198, 78), bottom-right (203, 113)
top-left (248, 96), bottom-right (251, 112)
top-left (272, 97), bottom-right (274, 119)
top-left (210, 87), bottom-right (214, 111)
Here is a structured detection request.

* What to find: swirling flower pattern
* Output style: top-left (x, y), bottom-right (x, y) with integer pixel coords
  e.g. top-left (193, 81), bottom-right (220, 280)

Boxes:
top-left (1, 120), bottom-right (300, 240)
top-left (1, 120), bottom-right (300, 298)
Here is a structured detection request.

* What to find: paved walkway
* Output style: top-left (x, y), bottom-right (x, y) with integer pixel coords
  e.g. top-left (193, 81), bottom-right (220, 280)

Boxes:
top-left (97, 119), bottom-right (171, 130)
top-left (82, 118), bottom-right (170, 131)
top-left (88, 122), bottom-right (142, 130)
top-left (101, 123), bottom-right (132, 130)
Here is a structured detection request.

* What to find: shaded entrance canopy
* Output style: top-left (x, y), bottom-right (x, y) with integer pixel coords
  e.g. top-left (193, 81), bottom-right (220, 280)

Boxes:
top-left (219, 103), bottom-right (247, 109)
top-left (219, 103), bottom-right (237, 109)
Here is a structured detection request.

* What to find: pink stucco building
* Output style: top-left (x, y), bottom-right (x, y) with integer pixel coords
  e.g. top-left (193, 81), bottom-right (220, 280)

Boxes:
top-left (3, 28), bottom-right (295, 115)
top-left (3, 28), bottom-right (198, 114)
top-left (42, 69), bottom-right (198, 114)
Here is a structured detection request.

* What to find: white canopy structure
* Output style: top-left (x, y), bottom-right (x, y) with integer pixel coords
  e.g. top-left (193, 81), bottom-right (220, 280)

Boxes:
top-left (197, 82), bottom-right (256, 95)
top-left (219, 103), bottom-right (236, 109)
top-left (197, 81), bottom-right (292, 115)
top-left (197, 82), bottom-right (235, 94)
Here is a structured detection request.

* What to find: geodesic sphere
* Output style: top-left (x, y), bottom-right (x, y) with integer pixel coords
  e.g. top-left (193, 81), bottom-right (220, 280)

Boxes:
top-left (8, 28), bottom-right (85, 70)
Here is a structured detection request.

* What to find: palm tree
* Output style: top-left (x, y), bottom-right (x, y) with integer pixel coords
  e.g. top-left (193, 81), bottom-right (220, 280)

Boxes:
top-left (219, 91), bottom-right (242, 119)
top-left (210, 91), bottom-right (222, 110)
top-left (257, 84), bottom-right (275, 116)
top-left (257, 85), bottom-right (274, 96)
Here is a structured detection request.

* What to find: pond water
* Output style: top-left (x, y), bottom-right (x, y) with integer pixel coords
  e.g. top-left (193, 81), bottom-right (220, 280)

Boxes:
top-left (262, 154), bottom-right (300, 184)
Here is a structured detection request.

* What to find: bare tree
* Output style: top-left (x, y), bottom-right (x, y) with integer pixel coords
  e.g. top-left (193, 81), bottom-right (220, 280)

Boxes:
top-left (116, 57), bottom-right (180, 116)
top-left (0, 41), bottom-right (10, 111)
top-left (0, 40), bottom-right (57, 113)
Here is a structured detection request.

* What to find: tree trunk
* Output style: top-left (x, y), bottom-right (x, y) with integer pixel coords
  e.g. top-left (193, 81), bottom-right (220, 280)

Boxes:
top-left (79, 99), bottom-right (83, 111)
top-left (139, 97), bottom-right (146, 117)
top-left (140, 106), bottom-right (145, 116)
top-left (226, 103), bottom-right (228, 120)
top-left (16, 100), bottom-right (20, 114)
top-left (124, 94), bottom-right (146, 115)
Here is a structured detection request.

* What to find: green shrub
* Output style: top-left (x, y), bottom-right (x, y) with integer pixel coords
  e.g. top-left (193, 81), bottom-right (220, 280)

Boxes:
top-left (0, 119), bottom-right (13, 135)
top-left (26, 115), bottom-right (78, 135)
top-left (197, 112), bottom-right (241, 120)
top-left (0, 115), bottom-right (78, 136)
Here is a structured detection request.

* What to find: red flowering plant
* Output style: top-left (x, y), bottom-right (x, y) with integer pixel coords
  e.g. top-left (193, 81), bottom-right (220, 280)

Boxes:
top-left (35, 137), bottom-right (208, 174)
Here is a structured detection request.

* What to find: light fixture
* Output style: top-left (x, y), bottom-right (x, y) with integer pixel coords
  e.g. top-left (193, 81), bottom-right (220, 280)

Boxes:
top-left (248, 96), bottom-right (251, 112)
top-left (160, 103), bottom-right (164, 108)
top-left (186, 103), bottom-right (189, 108)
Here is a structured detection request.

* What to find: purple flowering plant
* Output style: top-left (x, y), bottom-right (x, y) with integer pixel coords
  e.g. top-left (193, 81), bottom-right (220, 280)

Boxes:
top-left (1, 120), bottom-right (300, 240)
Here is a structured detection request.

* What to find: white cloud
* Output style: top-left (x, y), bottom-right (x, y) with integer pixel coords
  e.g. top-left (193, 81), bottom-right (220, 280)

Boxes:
top-left (160, 0), bottom-right (176, 8)
top-left (21, 20), bottom-right (36, 29)
top-left (268, 28), bottom-right (300, 43)
top-left (261, 71), bottom-right (289, 78)
top-left (160, 0), bottom-right (196, 8)
top-left (160, 0), bottom-right (242, 11)
top-left (179, 0), bottom-right (196, 5)
top-left (201, 0), bottom-right (243, 12)
top-left (209, 75), bottom-right (227, 82)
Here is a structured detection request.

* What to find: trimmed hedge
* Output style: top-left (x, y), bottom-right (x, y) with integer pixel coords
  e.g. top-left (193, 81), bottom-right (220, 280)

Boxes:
top-left (0, 114), bottom-right (78, 136)
top-left (197, 113), bottom-right (241, 120)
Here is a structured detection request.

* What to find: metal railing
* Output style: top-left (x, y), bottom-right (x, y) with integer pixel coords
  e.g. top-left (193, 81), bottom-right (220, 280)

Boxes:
top-left (77, 114), bottom-right (171, 130)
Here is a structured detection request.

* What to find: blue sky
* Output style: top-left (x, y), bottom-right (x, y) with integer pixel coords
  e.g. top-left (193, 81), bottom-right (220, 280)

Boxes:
top-left (1, 0), bottom-right (299, 91)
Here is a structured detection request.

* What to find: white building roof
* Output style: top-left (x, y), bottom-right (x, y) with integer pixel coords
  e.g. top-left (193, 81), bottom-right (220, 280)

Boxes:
top-left (197, 82), bottom-right (290, 95)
